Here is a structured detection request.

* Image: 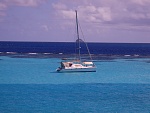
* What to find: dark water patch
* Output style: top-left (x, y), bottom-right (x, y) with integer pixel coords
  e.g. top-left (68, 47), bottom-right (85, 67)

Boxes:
top-left (145, 60), bottom-right (150, 63)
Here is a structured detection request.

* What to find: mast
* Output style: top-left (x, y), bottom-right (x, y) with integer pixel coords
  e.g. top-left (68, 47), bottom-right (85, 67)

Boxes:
top-left (75, 10), bottom-right (81, 61)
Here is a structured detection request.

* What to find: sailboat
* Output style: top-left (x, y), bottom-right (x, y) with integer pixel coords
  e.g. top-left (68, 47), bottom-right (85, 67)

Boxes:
top-left (56, 10), bottom-right (96, 72)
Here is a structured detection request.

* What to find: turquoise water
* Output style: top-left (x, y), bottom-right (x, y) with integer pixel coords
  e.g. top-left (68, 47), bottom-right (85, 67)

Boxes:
top-left (0, 56), bottom-right (150, 113)
top-left (0, 56), bottom-right (150, 84)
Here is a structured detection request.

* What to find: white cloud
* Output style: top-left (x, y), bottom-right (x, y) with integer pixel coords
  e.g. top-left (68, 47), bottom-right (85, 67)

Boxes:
top-left (41, 25), bottom-right (49, 31)
top-left (52, 3), bottom-right (67, 10)
top-left (50, 0), bottom-right (150, 41)
top-left (131, 0), bottom-right (150, 5)
top-left (52, 0), bottom-right (150, 31)
top-left (0, 0), bottom-right (46, 18)
top-left (78, 5), bottom-right (96, 13)
top-left (61, 10), bottom-right (75, 19)
top-left (4, 0), bottom-right (47, 7)
top-left (0, 2), bottom-right (7, 18)
top-left (0, 2), bottom-right (7, 10)
top-left (131, 13), bottom-right (146, 19)
top-left (53, 3), bottom-right (112, 23)
top-left (97, 7), bottom-right (111, 21)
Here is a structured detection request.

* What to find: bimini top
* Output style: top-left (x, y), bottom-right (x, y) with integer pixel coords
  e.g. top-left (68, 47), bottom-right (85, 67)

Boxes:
top-left (83, 62), bottom-right (94, 65)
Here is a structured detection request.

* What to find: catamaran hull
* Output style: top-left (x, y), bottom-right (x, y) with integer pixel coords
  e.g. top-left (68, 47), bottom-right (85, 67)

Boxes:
top-left (56, 67), bottom-right (96, 72)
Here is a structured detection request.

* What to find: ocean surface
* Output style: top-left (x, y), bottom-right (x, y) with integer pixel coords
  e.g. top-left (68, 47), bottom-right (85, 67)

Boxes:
top-left (1, 41), bottom-right (150, 55)
top-left (0, 41), bottom-right (150, 113)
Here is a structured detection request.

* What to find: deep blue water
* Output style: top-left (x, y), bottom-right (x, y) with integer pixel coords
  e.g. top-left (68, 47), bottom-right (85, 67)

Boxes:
top-left (0, 41), bottom-right (150, 55)
top-left (0, 84), bottom-right (150, 113)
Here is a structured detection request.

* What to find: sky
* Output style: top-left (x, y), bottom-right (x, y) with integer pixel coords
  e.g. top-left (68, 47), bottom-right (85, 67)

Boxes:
top-left (0, 0), bottom-right (150, 43)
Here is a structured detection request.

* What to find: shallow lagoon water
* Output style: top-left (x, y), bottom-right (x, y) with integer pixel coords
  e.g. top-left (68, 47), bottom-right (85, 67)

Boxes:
top-left (0, 55), bottom-right (150, 113)
top-left (0, 56), bottom-right (150, 84)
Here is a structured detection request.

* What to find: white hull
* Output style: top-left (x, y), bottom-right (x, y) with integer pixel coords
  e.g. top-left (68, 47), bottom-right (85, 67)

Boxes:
top-left (56, 67), bottom-right (96, 72)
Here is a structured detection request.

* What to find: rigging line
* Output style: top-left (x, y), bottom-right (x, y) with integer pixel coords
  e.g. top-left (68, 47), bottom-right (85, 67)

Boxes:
top-left (73, 20), bottom-right (78, 61)
top-left (78, 21), bottom-right (93, 61)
